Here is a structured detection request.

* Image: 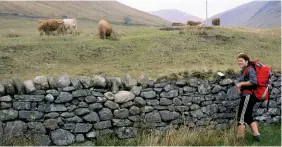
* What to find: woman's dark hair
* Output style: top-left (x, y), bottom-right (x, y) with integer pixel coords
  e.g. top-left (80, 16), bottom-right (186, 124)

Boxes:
top-left (237, 53), bottom-right (251, 62)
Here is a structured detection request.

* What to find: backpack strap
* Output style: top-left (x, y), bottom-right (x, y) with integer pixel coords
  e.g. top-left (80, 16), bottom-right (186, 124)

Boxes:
top-left (243, 66), bottom-right (252, 77)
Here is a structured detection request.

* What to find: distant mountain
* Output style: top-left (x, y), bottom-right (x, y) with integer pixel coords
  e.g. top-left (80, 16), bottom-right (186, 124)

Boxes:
top-left (207, 1), bottom-right (281, 28)
top-left (149, 9), bottom-right (203, 23)
top-left (0, 1), bottom-right (170, 26)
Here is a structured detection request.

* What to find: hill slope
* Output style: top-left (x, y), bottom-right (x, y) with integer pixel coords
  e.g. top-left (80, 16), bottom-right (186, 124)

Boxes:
top-left (207, 1), bottom-right (281, 28)
top-left (0, 1), bottom-right (170, 26)
top-left (149, 9), bottom-right (203, 23)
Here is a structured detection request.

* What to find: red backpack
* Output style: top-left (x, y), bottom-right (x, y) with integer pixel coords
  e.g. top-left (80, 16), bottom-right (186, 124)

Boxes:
top-left (243, 60), bottom-right (272, 102)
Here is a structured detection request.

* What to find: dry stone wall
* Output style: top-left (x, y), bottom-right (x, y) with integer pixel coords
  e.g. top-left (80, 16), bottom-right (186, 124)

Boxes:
top-left (0, 73), bottom-right (281, 145)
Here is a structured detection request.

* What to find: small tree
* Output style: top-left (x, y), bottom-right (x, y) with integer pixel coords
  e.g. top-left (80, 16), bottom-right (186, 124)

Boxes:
top-left (124, 16), bottom-right (132, 25)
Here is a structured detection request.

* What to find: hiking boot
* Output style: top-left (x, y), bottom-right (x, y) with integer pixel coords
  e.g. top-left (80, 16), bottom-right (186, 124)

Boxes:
top-left (253, 135), bottom-right (261, 141)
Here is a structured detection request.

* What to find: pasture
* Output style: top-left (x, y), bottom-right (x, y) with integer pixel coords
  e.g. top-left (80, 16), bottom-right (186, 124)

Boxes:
top-left (0, 15), bottom-right (281, 80)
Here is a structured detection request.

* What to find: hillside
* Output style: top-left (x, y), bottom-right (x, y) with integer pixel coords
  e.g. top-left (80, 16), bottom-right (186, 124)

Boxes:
top-left (207, 1), bottom-right (281, 28)
top-left (0, 1), bottom-right (170, 26)
top-left (149, 9), bottom-right (203, 23)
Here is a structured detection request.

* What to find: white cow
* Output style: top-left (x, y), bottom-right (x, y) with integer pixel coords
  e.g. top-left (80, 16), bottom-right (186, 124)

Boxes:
top-left (63, 18), bottom-right (77, 34)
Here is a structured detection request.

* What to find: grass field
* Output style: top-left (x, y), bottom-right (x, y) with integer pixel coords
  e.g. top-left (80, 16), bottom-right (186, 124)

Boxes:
top-left (0, 15), bottom-right (281, 81)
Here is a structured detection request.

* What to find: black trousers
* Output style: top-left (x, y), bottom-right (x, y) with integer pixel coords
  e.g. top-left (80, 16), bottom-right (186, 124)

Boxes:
top-left (237, 94), bottom-right (258, 125)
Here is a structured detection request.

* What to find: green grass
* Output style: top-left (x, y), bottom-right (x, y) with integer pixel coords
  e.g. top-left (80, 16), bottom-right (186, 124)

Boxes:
top-left (71, 124), bottom-right (281, 146)
top-left (0, 16), bottom-right (281, 80)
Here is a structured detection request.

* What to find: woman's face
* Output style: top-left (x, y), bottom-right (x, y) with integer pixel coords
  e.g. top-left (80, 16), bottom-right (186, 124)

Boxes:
top-left (237, 58), bottom-right (248, 68)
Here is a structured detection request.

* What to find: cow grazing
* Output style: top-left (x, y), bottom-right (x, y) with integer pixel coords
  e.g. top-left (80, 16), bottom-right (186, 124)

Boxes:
top-left (37, 19), bottom-right (66, 35)
top-left (212, 18), bottom-right (220, 26)
top-left (187, 21), bottom-right (203, 26)
top-left (98, 19), bottom-right (112, 40)
top-left (172, 22), bottom-right (186, 26)
top-left (63, 18), bottom-right (77, 34)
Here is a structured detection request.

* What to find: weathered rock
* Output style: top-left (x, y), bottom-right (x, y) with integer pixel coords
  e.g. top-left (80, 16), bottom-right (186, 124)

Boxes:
top-left (12, 78), bottom-right (25, 94)
top-left (62, 86), bottom-right (75, 92)
top-left (219, 79), bottom-right (233, 86)
top-left (76, 134), bottom-right (85, 142)
top-left (57, 75), bottom-right (71, 88)
top-left (114, 91), bottom-right (135, 103)
top-left (75, 108), bottom-right (90, 116)
top-left (104, 92), bottom-right (114, 100)
top-left (227, 86), bottom-right (240, 100)
top-left (112, 119), bottom-right (132, 127)
top-left (44, 119), bottom-right (59, 130)
top-left (70, 77), bottom-right (83, 90)
top-left (115, 127), bottom-right (137, 139)
top-left (1, 102), bottom-right (11, 108)
top-left (72, 89), bottom-right (91, 97)
top-left (130, 86), bottom-right (142, 96)
top-left (122, 74), bottom-right (137, 89)
top-left (215, 91), bottom-right (227, 101)
top-left (99, 108), bottom-right (113, 120)
top-left (211, 85), bottom-right (222, 93)
top-left (145, 111), bottom-right (162, 122)
top-left (176, 80), bottom-right (187, 87)
top-left (271, 88), bottom-right (280, 95)
top-left (114, 108), bottom-right (129, 119)
top-left (137, 73), bottom-right (150, 88)
top-left (46, 104), bottom-right (67, 112)
top-left (13, 102), bottom-right (31, 110)
top-left (83, 112), bottom-right (100, 123)
top-left (190, 104), bottom-right (200, 110)
top-left (143, 106), bottom-right (154, 113)
top-left (78, 76), bottom-right (91, 88)
top-left (0, 95), bottom-right (12, 102)
top-left (45, 94), bottom-right (54, 102)
top-left (190, 109), bottom-right (205, 118)
top-left (51, 129), bottom-right (75, 146)
top-left (86, 131), bottom-right (99, 138)
top-left (134, 97), bottom-right (146, 106)
top-left (45, 112), bottom-right (60, 118)
top-left (154, 82), bottom-right (168, 88)
top-left (0, 109), bottom-right (18, 121)
top-left (141, 91), bottom-right (157, 99)
top-left (205, 94), bottom-right (215, 101)
top-left (173, 98), bottom-right (182, 106)
top-left (74, 123), bottom-right (92, 133)
top-left (191, 96), bottom-right (205, 104)
top-left (48, 77), bottom-right (58, 89)
top-left (160, 98), bottom-right (172, 106)
top-left (33, 76), bottom-right (49, 90)
top-left (201, 104), bottom-right (218, 115)
top-left (4, 121), bottom-right (27, 137)
top-left (147, 99), bottom-right (159, 106)
top-left (89, 103), bottom-right (103, 110)
top-left (161, 90), bottom-right (178, 99)
top-left (27, 122), bottom-right (46, 134)
top-left (128, 115), bottom-right (142, 122)
top-left (78, 102), bottom-right (87, 108)
top-left (3, 80), bottom-right (15, 95)
top-left (189, 79), bottom-right (198, 87)
top-left (94, 120), bottom-right (112, 130)
top-left (23, 80), bottom-right (36, 93)
top-left (105, 100), bottom-right (119, 109)
top-left (85, 95), bottom-right (97, 103)
top-left (14, 95), bottom-right (44, 102)
top-left (183, 86), bottom-right (196, 93)
top-left (55, 92), bottom-right (73, 103)
top-left (46, 89), bottom-right (60, 97)
top-left (268, 108), bottom-right (281, 116)
top-left (175, 106), bottom-right (189, 112)
top-left (159, 110), bottom-right (180, 121)
top-left (198, 83), bottom-right (211, 94)
top-left (0, 84), bottom-right (5, 96)
top-left (92, 75), bottom-right (107, 88)
top-left (97, 97), bottom-right (107, 103)
top-left (129, 106), bottom-right (141, 115)
top-left (65, 116), bottom-right (83, 123)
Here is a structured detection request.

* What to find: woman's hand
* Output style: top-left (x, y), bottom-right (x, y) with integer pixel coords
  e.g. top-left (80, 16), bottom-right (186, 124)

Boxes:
top-left (236, 83), bottom-right (242, 93)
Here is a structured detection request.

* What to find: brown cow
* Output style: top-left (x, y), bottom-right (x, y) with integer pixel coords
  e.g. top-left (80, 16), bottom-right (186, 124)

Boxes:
top-left (172, 22), bottom-right (186, 26)
top-left (187, 21), bottom-right (203, 26)
top-left (98, 19), bottom-right (112, 40)
top-left (212, 18), bottom-right (220, 26)
top-left (37, 19), bottom-right (66, 35)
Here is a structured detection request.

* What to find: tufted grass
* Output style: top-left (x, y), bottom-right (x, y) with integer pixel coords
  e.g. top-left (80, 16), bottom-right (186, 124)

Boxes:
top-left (72, 123), bottom-right (281, 146)
top-left (0, 15), bottom-right (281, 81)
